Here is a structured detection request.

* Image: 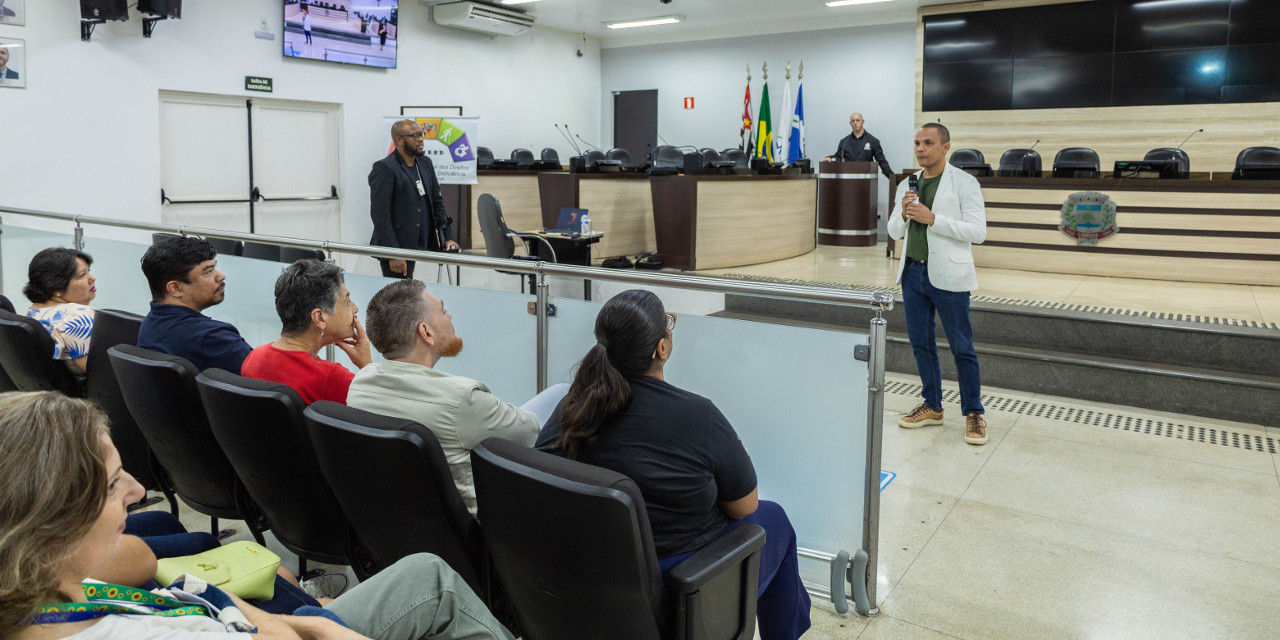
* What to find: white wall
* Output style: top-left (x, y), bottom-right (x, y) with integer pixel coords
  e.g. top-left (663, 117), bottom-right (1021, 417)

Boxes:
top-left (601, 22), bottom-right (916, 217)
top-left (0, 1), bottom-right (600, 252)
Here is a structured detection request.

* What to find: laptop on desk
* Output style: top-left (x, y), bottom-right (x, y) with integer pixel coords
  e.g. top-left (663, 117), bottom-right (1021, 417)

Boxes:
top-left (542, 207), bottom-right (601, 237)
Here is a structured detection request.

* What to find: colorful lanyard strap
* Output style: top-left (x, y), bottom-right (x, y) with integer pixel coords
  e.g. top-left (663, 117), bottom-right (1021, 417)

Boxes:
top-left (33, 583), bottom-right (211, 624)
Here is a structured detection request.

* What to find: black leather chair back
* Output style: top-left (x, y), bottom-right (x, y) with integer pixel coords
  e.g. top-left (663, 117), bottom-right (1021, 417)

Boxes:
top-left (1236, 146), bottom-right (1280, 169)
top-left (540, 148), bottom-right (560, 164)
top-left (723, 148), bottom-right (749, 168)
top-left (151, 232), bottom-right (184, 246)
top-left (0, 309), bottom-right (82, 395)
top-left (0, 297), bottom-right (12, 392)
top-left (585, 149), bottom-right (606, 165)
top-left (0, 294), bottom-right (13, 313)
top-left (196, 369), bottom-right (352, 565)
top-left (280, 247), bottom-right (326, 263)
top-left (304, 402), bottom-right (485, 592)
top-left (1053, 147), bottom-right (1100, 178)
top-left (242, 241), bottom-right (282, 262)
top-left (606, 148), bottom-right (632, 168)
top-left (997, 149), bottom-right (1042, 177)
top-left (1144, 147), bottom-right (1190, 173)
top-left (207, 238), bottom-right (244, 257)
top-left (107, 345), bottom-right (249, 521)
top-left (477, 194), bottom-right (517, 260)
top-left (85, 309), bottom-right (158, 489)
top-left (477, 146), bottom-right (495, 168)
top-left (950, 148), bottom-right (986, 166)
top-left (511, 148), bottom-right (536, 166)
top-left (653, 146), bottom-right (684, 168)
top-left (472, 438), bottom-right (668, 640)
top-left (700, 148), bottom-right (721, 163)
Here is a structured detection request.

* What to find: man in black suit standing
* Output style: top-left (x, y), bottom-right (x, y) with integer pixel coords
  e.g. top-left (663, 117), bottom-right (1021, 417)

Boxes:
top-left (824, 112), bottom-right (893, 180)
top-left (369, 119), bottom-right (458, 279)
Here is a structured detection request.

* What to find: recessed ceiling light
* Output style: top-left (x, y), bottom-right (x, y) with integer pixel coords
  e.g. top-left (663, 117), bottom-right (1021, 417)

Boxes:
top-left (606, 16), bottom-right (682, 29)
top-left (826, 0), bottom-right (895, 7)
top-left (499, 0), bottom-right (541, 4)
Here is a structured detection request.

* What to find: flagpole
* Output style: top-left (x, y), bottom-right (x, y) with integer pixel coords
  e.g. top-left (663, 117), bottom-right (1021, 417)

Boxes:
top-left (742, 63), bottom-right (753, 153)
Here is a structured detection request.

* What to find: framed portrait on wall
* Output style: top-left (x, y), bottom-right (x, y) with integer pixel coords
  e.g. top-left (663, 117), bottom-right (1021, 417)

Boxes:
top-left (0, 0), bottom-right (25, 26)
top-left (0, 37), bottom-right (25, 89)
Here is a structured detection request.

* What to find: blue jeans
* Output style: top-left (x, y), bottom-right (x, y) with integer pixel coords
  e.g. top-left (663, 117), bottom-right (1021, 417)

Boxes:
top-left (901, 258), bottom-right (984, 416)
top-left (659, 501), bottom-right (811, 640)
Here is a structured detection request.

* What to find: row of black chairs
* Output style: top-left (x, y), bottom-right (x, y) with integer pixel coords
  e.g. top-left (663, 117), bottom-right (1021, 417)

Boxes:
top-left (150, 233), bottom-right (326, 263)
top-left (477, 146), bottom-right (755, 171)
top-left (0, 296), bottom-right (764, 640)
top-left (951, 146), bottom-right (1280, 179)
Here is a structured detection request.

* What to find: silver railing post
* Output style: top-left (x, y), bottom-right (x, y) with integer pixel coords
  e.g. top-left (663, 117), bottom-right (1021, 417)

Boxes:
top-left (324, 243), bottom-right (337, 363)
top-left (0, 214), bottom-right (5, 296)
top-left (535, 267), bottom-right (549, 393)
top-left (860, 292), bottom-right (891, 616)
top-left (74, 217), bottom-right (84, 251)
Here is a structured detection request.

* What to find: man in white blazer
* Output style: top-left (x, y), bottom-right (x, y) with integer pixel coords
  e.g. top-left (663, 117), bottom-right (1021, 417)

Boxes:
top-left (887, 123), bottom-right (988, 445)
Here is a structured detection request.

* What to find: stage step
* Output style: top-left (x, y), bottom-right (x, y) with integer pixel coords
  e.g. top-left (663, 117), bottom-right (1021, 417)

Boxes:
top-left (718, 298), bottom-right (1280, 427)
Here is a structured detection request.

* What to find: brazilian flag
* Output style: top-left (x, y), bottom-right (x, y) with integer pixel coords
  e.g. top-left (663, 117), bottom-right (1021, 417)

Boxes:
top-left (755, 82), bottom-right (772, 161)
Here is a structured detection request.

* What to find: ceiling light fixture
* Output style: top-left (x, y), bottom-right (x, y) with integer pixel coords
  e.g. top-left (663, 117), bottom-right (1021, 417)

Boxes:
top-left (825, 0), bottom-right (895, 7)
top-left (605, 16), bottom-right (682, 29)
top-left (499, 0), bottom-right (542, 4)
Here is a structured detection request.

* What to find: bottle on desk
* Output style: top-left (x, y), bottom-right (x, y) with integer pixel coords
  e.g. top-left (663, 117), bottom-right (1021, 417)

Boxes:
top-left (580, 214), bottom-right (591, 235)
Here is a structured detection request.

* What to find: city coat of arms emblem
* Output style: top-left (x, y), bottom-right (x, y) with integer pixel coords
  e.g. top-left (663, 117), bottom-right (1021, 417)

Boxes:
top-left (1059, 191), bottom-right (1118, 246)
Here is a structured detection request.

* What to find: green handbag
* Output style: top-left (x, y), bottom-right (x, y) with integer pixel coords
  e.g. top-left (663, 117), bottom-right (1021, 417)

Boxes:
top-left (154, 541), bottom-right (281, 601)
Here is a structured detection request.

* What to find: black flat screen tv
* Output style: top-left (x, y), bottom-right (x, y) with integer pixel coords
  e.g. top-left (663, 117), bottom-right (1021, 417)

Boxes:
top-left (283, 0), bottom-right (398, 69)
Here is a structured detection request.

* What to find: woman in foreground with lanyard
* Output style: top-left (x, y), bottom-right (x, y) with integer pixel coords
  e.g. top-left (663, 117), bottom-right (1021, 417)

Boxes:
top-left (0, 391), bottom-right (513, 640)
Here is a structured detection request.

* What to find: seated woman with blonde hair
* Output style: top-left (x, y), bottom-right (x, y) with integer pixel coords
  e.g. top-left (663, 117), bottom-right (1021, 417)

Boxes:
top-left (22, 248), bottom-right (97, 374)
top-left (0, 391), bottom-right (512, 640)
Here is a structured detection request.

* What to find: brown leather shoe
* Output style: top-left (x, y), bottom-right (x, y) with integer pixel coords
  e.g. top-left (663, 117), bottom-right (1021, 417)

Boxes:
top-left (964, 413), bottom-right (988, 445)
top-left (898, 404), bottom-right (944, 429)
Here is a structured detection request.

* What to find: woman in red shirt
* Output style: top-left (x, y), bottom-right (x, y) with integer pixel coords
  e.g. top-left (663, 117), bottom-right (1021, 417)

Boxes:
top-left (241, 259), bottom-right (373, 404)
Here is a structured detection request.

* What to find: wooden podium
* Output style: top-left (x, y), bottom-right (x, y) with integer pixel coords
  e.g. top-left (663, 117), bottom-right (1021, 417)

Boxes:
top-left (817, 161), bottom-right (879, 247)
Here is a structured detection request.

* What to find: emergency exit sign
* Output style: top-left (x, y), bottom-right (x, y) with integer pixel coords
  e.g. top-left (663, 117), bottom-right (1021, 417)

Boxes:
top-left (245, 76), bottom-right (273, 93)
top-left (683, 97), bottom-right (694, 109)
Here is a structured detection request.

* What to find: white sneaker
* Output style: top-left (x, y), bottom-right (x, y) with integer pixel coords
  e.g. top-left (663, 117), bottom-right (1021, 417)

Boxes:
top-left (300, 572), bottom-right (348, 599)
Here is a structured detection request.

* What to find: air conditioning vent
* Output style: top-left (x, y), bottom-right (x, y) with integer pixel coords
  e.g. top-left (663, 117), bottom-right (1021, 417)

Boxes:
top-left (432, 1), bottom-right (536, 36)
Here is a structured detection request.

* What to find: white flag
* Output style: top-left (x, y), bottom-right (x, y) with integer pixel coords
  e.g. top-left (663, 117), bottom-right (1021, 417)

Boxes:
top-left (774, 77), bottom-right (792, 164)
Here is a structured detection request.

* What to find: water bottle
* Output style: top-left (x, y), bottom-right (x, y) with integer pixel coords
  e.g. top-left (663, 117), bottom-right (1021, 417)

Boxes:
top-left (580, 214), bottom-right (591, 235)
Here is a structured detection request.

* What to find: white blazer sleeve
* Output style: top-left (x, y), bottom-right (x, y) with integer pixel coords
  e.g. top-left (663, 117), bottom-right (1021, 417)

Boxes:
top-left (928, 172), bottom-right (987, 245)
top-left (887, 179), bottom-right (910, 240)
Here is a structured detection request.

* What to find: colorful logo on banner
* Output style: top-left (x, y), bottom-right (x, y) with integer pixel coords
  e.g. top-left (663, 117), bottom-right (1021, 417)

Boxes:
top-left (383, 115), bottom-right (479, 185)
top-left (1059, 191), bottom-right (1118, 246)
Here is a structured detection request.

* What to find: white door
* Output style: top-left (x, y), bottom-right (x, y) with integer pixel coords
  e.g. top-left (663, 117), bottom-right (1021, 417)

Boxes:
top-left (159, 91), bottom-right (341, 242)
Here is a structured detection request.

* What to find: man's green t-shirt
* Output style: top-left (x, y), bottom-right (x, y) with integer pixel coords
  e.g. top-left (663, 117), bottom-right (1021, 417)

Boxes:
top-left (904, 170), bottom-right (942, 262)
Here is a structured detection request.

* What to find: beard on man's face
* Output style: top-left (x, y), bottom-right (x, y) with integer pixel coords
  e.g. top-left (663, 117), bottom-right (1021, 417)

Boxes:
top-left (439, 335), bottom-right (464, 359)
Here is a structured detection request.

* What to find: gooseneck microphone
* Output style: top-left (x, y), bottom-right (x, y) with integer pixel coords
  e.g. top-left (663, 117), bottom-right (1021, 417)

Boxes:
top-left (562, 124), bottom-right (583, 155)
top-left (555, 124), bottom-right (580, 155)
top-left (1029, 139), bottom-right (1040, 151)
top-left (575, 134), bottom-right (603, 152)
top-left (1176, 128), bottom-right (1204, 151)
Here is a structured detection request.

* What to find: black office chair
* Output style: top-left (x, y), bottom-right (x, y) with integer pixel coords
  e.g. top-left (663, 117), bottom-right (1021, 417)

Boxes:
top-left (151, 232), bottom-right (184, 246)
top-left (700, 148), bottom-right (721, 164)
top-left (477, 146), bottom-right (495, 169)
top-left (207, 237), bottom-right (244, 257)
top-left (242, 241), bottom-right (281, 261)
top-left (108, 345), bottom-right (263, 540)
top-left (511, 148), bottom-right (536, 167)
top-left (647, 145), bottom-right (685, 176)
top-left (0, 294), bottom-right (13, 313)
top-left (85, 309), bottom-right (169, 505)
top-left (0, 309), bottom-right (83, 396)
top-left (0, 297), bottom-right (12, 392)
top-left (1232, 146), bottom-right (1280, 180)
top-left (605, 147), bottom-right (632, 169)
top-left (723, 148), bottom-right (750, 169)
top-left (1143, 148), bottom-right (1190, 176)
top-left (280, 246), bottom-right (326, 263)
top-left (1052, 147), bottom-right (1101, 179)
top-left (997, 149), bottom-right (1043, 178)
top-left (540, 148), bottom-right (561, 166)
top-left (950, 149), bottom-right (992, 177)
top-left (303, 402), bottom-right (487, 593)
top-left (196, 369), bottom-right (361, 576)
top-left (585, 149), bottom-right (606, 165)
top-left (476, 194), bottom-right (555, 294)
top-left (471, 438), bottom-right (766, 640)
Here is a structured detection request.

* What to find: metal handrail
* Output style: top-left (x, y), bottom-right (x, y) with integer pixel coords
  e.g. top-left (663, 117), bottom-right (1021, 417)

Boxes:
top-left (0, 205), bottom-right (893, 310)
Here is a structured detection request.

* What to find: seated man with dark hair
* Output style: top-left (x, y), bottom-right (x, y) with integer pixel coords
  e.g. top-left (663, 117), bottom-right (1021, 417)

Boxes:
top-left (348, 279), bottom-right (552, 517)
top-left (138, 237), bottom-right (253, 374)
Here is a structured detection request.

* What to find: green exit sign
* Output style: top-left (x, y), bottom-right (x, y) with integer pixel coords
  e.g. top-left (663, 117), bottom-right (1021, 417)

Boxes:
top-left (245, 76), bottom-right (273, 93)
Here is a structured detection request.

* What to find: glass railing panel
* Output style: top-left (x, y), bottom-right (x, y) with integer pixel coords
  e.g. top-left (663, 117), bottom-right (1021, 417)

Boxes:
top-left (549, 291), bottom-right (870, 587)
top-left (1, 225), bottom-right (76, 307)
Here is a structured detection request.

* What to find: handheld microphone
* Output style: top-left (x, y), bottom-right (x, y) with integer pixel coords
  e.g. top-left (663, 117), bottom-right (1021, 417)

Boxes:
top-left (575, 134), bottom-right (603, 152)
top-left (908, 174), bottom-right (919, 193)
top-left (1175, 128), bottom-right (1203, 150)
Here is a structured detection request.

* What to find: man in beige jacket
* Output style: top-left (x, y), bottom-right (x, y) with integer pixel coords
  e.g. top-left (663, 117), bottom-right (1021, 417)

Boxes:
top-left (349, 279), bottom-right (558, 517)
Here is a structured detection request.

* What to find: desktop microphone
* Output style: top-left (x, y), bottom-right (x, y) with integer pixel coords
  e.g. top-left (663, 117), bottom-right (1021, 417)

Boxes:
top-left (555, 124), bottom-right (579, 155)
top-left (562, 124), bottom-right (583, 155)
top-left (575, 134), bottom-right (604, 152)
top-left (658, 133), bottom-right (671, 146)
top-left (1029, 140), bottom-right (1040, 151)
top-left (1175, 129), bottom-right (1204, 150)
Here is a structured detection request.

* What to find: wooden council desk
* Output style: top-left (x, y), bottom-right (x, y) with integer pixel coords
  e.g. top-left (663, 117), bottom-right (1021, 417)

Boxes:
top-left (963, 176), bottom-right (1280, 286)
top-left (650, 174), bottom-right (817, 270)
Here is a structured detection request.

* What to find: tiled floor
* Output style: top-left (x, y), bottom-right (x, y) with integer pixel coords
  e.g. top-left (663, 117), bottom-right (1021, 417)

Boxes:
top-left (694, 245), bottom-right (1280, 325)
top-left (166, 372), bottom-right (1279, 640)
